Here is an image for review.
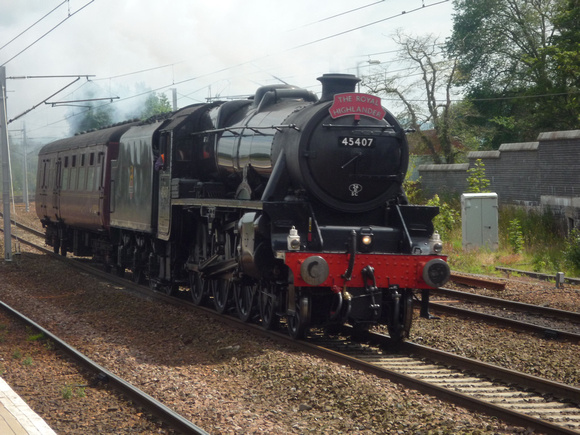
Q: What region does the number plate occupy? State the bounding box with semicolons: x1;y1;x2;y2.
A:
339;137;375;147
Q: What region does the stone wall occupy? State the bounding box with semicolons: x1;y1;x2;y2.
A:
417;130;580;231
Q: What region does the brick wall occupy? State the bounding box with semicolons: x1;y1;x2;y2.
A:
418;163;469;198
537;131;580;198
417;130;580;230
418;131;580;203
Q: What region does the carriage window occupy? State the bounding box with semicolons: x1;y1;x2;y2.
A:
79;168;87;190
62;168;70;190
48;165;53;190
87;167;96;191
64;156;69;168
79;157;87;190
72;155;77;167
90;153;95;165
70;168;77;190
42;160;49;189
93;152;103;190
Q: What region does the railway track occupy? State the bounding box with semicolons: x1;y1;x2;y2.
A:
427;288;580;341
434;286;580;323
38;265;580;431
305;331;580;434
8;213;580;339
4;215;580;433
497;266;580;286
0;301;210;435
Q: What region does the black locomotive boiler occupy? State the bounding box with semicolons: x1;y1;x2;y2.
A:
36;73;450;342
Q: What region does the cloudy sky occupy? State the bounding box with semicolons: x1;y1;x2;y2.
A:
1;0;454;145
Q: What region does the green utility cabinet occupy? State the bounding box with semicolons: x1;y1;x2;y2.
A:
461;193;499;251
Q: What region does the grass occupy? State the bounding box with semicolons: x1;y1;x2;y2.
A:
26;327;45;342
0;324;6;344
441;206;577;278
61;383;86;400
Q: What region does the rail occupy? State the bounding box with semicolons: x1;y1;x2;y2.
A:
0;301;210;435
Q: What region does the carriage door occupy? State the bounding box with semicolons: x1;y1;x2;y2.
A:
53;158;62;219
36;158;50;217
157;131;172;240
97;152;106;224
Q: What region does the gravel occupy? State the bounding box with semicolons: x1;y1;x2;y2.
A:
410;277;580;388
2;203;577;433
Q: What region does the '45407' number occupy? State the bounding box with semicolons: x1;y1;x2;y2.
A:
340;137;375;147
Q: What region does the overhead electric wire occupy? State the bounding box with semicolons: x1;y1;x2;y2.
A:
290;0;450;50
291;0;386;30
362;42;447;58
1;0;96;67
24;0;454;134
0;0;68;52
97;63;181;81
67;0;450;88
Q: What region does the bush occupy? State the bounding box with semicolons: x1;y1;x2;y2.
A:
507;219;524;253
466;159;490;193
426;194;459;241
499;206;560;248
564;229;580;274
403;157;425;204
403;178;424;204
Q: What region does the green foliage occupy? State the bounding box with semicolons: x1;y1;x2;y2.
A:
490;116;516;131
22;356;33;366
12;348;22;359
447;0;579;148
61;384;86;400
61;385;73;400
26;326;44;342
426;194;459;240
26;332;45;342
446;204;571;276
448;101;494;151
466;159;490;193
564;229;580;274
140;92;172;120
507;219;524;253
74;104;114;134
499;206;560;248
403;157;425;204
69;86;172;135
403;178;424;205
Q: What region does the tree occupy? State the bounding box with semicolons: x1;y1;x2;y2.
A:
541;0;580;122
67;89;115;135
466;159;490;193
68;88;173;135
447;0;577;147
74;104;114;134
364;31;459;164
140;92;172;120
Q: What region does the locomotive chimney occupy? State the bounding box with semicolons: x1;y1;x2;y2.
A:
317;73;360;102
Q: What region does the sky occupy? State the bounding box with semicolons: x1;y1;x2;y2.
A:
1;0;455;148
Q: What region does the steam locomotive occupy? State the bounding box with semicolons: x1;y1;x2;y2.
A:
36;73;450;342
